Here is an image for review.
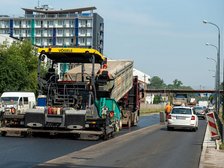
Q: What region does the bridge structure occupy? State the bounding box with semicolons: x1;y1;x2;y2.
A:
145;89;224;94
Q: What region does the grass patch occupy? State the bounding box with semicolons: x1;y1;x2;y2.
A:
140;107;164;114
219;143;224;150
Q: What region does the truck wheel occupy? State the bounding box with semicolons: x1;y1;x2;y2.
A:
1;131;6;136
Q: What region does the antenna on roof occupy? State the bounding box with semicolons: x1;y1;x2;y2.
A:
38;0;40;7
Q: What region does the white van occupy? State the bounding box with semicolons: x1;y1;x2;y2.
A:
0;92;36;126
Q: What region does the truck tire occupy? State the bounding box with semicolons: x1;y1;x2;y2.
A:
1;131;6;136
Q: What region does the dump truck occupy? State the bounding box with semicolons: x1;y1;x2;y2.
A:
0;47;141;140
172;93;189;106
65;60;141;128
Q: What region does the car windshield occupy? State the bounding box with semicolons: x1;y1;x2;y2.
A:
194;107;204;112
175;94;187;99
172;108;192;115
1;97;19;105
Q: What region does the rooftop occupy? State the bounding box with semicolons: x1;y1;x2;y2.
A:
22;6;96;14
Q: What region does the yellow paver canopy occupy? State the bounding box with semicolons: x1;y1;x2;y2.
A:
38;47;106;64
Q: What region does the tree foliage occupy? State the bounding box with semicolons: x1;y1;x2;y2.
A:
149;76;193;90
148;76;166;89
0;40;38;93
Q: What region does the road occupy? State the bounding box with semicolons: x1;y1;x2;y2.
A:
0;114;159;168
36;119;207;168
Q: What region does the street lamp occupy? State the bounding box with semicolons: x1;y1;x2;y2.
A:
207;57;218;111
203;20;221;114
206;43;218;50
206;57;216;63
206;43;219;112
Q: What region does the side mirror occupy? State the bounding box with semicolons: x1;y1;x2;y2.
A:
39;54;46;61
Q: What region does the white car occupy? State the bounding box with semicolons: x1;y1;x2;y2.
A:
167;106;198;131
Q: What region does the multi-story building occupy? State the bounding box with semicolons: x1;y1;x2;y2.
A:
0;5;104;53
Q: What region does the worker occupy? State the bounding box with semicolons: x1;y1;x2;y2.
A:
97;64;108;75
97;63;112;79
165;102;172;120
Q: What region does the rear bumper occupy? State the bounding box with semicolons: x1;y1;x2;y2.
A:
167;124;196;129
167;120;197;129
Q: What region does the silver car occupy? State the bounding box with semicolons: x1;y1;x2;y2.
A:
193;106;206;119
167;106;198;131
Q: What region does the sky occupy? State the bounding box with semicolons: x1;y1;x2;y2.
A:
0;0;223;89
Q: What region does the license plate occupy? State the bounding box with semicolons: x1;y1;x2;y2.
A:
176;116;186;120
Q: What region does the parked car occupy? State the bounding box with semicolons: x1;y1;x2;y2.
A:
167;106;198;131
193;106;206;119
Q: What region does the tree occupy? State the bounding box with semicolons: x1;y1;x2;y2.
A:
0;40;38;93
172;79;183;88
148;76;166;89
153;95;161;104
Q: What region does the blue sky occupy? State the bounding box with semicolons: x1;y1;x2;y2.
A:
1;0;223;89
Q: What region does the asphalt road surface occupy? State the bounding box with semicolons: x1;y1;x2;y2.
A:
36;120;207;168
0;114;159;168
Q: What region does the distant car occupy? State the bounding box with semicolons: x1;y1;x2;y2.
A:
208;106;214;112
193;106;206;119
167;106;198;131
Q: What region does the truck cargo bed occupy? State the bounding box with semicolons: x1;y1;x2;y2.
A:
66;60;133;101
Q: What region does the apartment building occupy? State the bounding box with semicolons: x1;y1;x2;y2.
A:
0;5;104;53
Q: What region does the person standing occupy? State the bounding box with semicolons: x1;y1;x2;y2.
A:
165;102;172;120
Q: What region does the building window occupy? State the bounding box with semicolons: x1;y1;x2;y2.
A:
14;30;20;35
57;29;63;36
58;20;63;26
69;20;74;27
35;20;41;26
36;38;41;44
14;20;20;27
36;29;41;36
57;38;63;45
26;21;31;27
49;21;53;26
87;19;92;27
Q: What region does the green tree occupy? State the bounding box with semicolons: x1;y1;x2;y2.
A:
0;40;38;93
148;76;166;89
153;95;161;104
173;79;183;88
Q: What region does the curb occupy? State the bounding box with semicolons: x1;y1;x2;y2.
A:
199;123;216;168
